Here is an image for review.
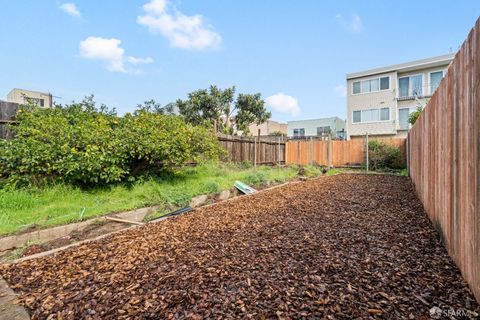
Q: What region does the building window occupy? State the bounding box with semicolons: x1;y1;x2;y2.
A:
352;107;390;123
316;126;330;136
353;111;361;123
23;97;45;107
353;82;361;94
380;77;390;90
293;128;305;138
352;76;390;94
430;71;444;94
398;108;411;130
398;74;423;98
380;107;389;121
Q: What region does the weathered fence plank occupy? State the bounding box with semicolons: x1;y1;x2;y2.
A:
0;101;19;139
408;18;480;302
217;134;285;165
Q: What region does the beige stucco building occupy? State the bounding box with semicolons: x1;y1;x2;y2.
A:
7;88;52;108
346;54;454;140
249;120;287;136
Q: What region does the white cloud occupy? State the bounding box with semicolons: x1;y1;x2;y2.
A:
335;13;363;33
127;56;155;65
265;93;300;117
137;0;222;50
79;36;153;73
334;84;347;97
59;3;81;17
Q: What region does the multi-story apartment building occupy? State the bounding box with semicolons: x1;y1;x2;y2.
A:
7;88;53;108
287;117;346;140
346;53;454;140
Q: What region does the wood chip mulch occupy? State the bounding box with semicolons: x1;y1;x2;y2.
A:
1;174;479;319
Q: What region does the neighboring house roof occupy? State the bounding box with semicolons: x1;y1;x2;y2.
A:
346;53;455;80
287;116;344;125
8;88;52;96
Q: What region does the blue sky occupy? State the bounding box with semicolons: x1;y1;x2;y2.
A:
0;1;478;122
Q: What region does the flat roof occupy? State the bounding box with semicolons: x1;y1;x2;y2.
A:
346;53;455;80
287;116;344;124
8;88;51;95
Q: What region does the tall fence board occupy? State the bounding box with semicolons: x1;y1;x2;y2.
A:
286;138;405;166
218;134;285;165
0;101;19;139
407;19;480;301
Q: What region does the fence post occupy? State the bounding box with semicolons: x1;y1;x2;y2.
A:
277;136;281;166
309;137;313;165
327;133;331;168
253;137;257;170
366;132;369;172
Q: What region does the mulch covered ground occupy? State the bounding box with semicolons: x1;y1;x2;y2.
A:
1;174;479;319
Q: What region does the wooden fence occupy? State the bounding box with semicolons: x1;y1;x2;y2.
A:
286;138;405;166
0;101;19;139
407;19;480;301
218;134;285;165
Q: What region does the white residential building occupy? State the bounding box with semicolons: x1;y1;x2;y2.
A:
346;54;454;140
287;117;346;140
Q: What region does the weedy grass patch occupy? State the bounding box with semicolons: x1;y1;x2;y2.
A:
0;163;300;235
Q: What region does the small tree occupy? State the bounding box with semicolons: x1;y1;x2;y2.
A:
409;106;423;125
234;93;271;135
176;85;271;135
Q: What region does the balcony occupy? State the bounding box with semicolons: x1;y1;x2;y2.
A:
396;83;441;101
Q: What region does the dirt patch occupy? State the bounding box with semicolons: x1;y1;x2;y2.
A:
1;174;478;319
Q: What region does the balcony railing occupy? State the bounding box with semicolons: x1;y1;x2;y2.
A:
396;83;441;100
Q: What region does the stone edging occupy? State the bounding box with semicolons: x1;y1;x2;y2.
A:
0;206;160;252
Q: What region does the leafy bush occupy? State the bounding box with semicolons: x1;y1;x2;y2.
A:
0;98;222;187
243;171;268;186
409;106;423;125
368;140;405;171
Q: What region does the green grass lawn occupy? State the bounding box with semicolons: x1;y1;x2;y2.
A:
0;163;304;236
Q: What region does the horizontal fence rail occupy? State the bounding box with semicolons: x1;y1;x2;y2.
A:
286;138;405;167
408;19;480;301
217;134;285;165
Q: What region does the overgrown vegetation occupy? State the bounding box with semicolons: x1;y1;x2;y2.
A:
0;97;222;188
368;140;405;171
0;163;302;235
409;106;423;125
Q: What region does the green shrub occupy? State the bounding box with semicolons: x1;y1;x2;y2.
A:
409;106;423;125
368;140;405;171
243;171;268;186
202;179;220;194
303;165;323;178
0;98;222;187
238;160;253;169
